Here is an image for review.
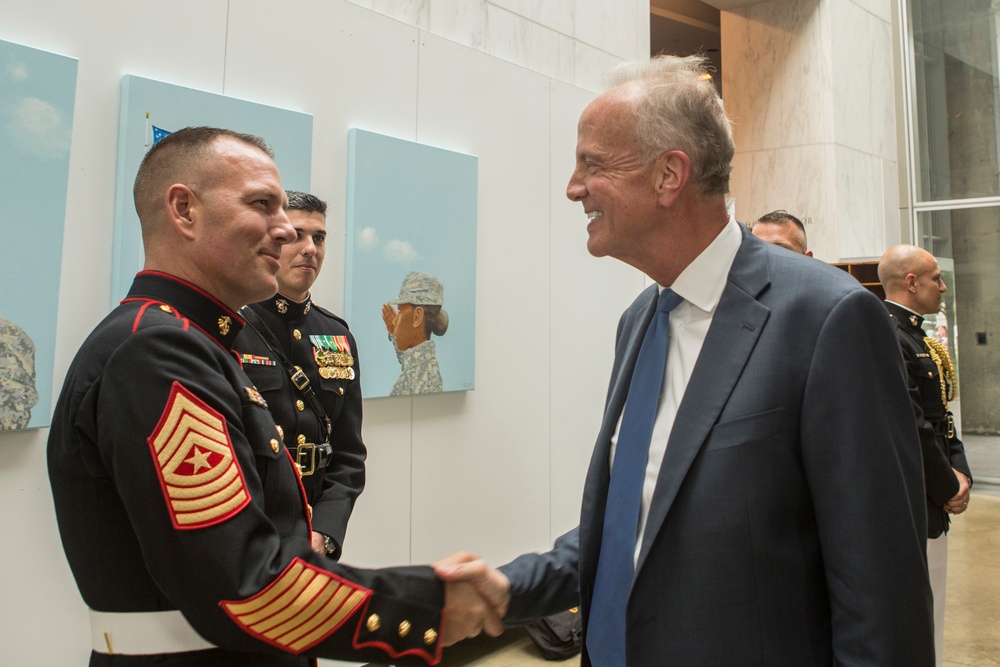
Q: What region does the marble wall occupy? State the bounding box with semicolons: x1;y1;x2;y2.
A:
343;0;650;91
722;0;898;261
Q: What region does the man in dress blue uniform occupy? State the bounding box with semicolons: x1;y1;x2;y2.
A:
47;127;497;665
879;244;973;666
235;191;365;561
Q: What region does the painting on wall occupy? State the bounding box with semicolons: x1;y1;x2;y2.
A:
0;39;78;431
345;129;477;398
112;75;313;305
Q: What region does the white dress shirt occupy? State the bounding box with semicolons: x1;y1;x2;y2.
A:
608;216;743;561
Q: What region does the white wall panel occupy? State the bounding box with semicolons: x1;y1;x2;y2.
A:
547;81;645;541
408;34;553;566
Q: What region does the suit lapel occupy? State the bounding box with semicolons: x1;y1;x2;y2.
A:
635;232;771;575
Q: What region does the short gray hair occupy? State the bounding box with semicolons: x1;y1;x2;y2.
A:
605;55;734;197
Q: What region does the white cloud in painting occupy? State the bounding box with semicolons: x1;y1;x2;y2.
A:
7;96;71;159
383;239;419;264
5;60;29;83
357;226;379;251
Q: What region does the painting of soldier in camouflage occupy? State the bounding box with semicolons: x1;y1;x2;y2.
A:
345;129;476;398
380;272;448;395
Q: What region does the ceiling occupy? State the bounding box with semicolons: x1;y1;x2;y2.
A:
650;0;722;92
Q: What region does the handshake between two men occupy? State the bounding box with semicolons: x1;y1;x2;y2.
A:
436;553;513;645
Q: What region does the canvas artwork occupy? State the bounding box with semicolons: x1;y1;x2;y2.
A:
0;39;78;430
345;129;477;398
112;75;313;304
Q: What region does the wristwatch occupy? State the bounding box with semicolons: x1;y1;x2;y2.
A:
322;534;336;556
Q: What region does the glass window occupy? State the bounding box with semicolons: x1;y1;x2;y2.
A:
916;207;1000;432
909;0;1000;202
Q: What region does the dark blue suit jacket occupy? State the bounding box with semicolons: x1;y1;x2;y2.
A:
500;228;933;666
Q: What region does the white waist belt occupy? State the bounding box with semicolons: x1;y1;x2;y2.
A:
89;609;217;655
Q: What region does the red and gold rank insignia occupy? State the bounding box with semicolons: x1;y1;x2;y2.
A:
221;557;370;653
147;381;250;530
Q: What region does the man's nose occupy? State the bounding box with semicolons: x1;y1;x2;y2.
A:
273;209;294;245
566;169;586;202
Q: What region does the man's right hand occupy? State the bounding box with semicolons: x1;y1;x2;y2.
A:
435;552;511;645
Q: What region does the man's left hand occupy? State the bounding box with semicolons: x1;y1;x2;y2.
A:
944;470;971;515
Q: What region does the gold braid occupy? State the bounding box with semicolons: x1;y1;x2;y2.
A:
923;337;957;407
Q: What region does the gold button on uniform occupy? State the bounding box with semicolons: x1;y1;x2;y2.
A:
424;629;438;645
339;387;345;395
159;304;173;313
297;434;306;445
296;400;305;411
398;621;411;638
366;614;381;633
270;439;280;453
293;329;302;340
275;425;284;439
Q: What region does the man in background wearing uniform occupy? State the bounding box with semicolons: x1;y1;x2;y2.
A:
47;126;497;665
879;244;973;666
235;190;364;561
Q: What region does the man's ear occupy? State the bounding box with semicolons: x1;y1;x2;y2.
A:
412;306;425;328
905;272;919;293
655;150;692;207
165;184;198;240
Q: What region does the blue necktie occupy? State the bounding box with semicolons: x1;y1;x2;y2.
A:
587;288;683;667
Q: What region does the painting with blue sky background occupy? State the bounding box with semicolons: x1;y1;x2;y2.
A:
0;39;77;430
345;129;477;398
112;75;312;305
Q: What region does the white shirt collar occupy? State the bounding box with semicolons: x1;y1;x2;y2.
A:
885;300;923;317
658;215;742;314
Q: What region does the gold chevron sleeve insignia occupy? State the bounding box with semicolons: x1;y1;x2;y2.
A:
220;557;371;653
147;381;251;530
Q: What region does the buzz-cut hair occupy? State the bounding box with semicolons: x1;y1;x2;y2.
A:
754;209;806;235
132;126;273;223
285;190;328;216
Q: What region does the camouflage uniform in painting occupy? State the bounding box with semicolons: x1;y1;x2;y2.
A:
0;316;39;429
390;340;443;396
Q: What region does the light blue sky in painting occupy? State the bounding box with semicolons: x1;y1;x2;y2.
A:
112;75;313;305
345;129;477;398
0;39;77;430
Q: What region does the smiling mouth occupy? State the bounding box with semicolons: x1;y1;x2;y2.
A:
588;211;604;221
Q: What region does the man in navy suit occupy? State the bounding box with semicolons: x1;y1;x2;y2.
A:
440;55;934;665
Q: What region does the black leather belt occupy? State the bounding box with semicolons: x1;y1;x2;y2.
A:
294;442;333;476
930;414;955;439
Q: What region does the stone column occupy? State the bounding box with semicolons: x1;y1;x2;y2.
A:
721;0;898;261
